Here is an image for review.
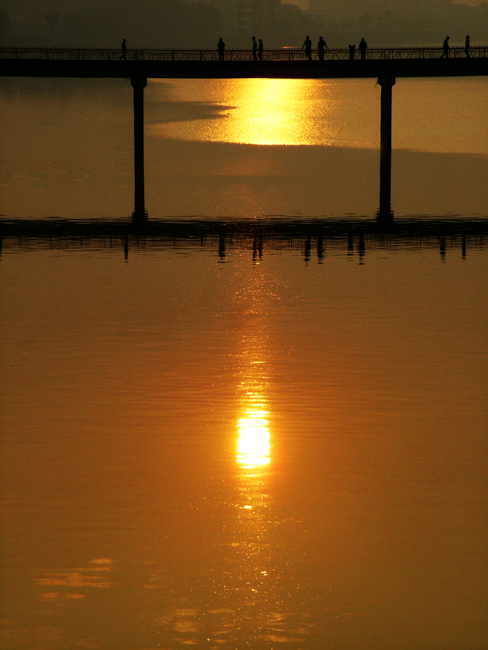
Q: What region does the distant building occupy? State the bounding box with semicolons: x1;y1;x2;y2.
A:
3;0;65;21
1;0;66;43
282;0;309;9
209;0;279;35
309;0;451;20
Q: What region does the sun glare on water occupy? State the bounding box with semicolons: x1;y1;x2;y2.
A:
237;405;270;468
150;78;339;146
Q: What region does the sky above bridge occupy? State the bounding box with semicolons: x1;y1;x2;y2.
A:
1;0;486;49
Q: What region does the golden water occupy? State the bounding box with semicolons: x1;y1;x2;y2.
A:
0;77;487;649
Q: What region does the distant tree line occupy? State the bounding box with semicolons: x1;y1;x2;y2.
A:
0;0;487;49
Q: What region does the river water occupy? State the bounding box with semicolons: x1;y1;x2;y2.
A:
0;77;487;650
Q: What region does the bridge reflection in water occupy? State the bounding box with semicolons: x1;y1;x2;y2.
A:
1;217;486;263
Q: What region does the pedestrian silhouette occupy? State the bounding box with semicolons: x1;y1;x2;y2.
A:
252;36;257;60
359;38;367;60
465;35;470;58
440;36;450;58
349;44;355;60
258;38;263;61
119;38;127;60
302;35;312;60
318;36;328;61
218;37;225;61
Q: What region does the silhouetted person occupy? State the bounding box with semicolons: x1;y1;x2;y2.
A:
302;35;312;60
119;38;127;60
218;37;225;61
318;36;328;61
252;36;257;60
465;35;471;58
349;44;355;60
258;38;263;61
440;36;450;58
359;38;367;60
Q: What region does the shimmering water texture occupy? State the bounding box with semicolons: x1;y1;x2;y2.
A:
0;75;487;650
1;232;487;649
147;77;488;151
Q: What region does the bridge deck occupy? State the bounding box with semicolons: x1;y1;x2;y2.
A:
1;47;487;79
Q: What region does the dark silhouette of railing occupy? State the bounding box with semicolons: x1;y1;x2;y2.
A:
1;46;487;63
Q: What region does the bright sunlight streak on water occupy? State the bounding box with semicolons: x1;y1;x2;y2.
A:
234;264;273;469
149;78;342;146
146;77;488;154
237;405;270;468
211;79;336;146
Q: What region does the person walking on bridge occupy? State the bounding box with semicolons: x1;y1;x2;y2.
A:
252;36;258;60
302;35;312;60
359;37;367;60
218;37;225;61
119;38;127;60
318;36;328;61
465;35;471;58
440;36;450;58
258;39;264;61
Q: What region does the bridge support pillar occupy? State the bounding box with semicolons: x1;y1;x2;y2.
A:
377;74;395;225
131;76;148;221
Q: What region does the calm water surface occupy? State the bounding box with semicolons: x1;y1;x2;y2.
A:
0;76;488;649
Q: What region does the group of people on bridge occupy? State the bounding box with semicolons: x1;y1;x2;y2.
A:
118;34;476;62
215;34;473;61
216;35;369;61
440;35;471;58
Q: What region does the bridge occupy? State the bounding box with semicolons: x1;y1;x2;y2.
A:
2;46;487;222
2;45;488;77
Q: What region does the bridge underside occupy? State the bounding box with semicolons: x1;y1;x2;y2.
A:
2;58;488;79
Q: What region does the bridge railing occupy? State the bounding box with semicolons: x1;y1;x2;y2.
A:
1;46;487;62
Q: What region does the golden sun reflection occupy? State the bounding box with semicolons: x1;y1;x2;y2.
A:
233;267;274;471
237;405;270;468
150;78;339;146
219;78;320;146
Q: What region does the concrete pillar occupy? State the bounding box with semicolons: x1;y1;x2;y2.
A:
131;76;147;221
378;74;395;223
